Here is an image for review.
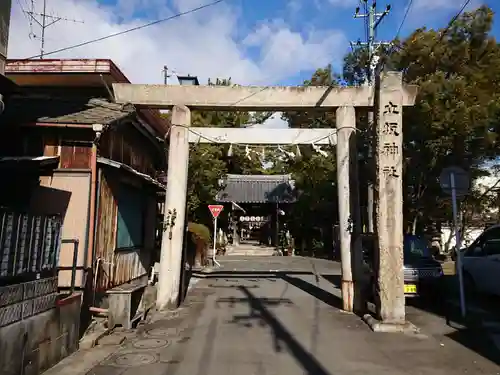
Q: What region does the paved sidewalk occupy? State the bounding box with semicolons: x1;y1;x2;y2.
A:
46;257;500;375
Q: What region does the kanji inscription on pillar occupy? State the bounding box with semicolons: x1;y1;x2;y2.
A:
374;71;406;324
379;99;402;181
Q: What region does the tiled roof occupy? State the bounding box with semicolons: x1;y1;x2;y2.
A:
216;174;296;204
1;96;134;125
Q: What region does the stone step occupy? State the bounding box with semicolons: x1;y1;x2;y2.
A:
226;246;276;256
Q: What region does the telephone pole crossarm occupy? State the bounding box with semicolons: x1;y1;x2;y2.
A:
352;0;391;76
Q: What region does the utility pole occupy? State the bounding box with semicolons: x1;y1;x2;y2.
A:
163;65;170;85
24;0;83;58
352;0;391;233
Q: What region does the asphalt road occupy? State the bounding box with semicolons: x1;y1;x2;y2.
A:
55;256;500;375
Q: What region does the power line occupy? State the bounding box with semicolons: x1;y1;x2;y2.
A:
390;0;472;56
24;0;227;60
15;0;32;28
394;0;414;41
435;0;472;44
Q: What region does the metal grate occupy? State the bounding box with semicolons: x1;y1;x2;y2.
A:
404;268;440;280
0;209;62;281
417;268;441;278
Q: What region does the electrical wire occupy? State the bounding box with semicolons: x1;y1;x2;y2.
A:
15;0;33;33
439;0;473;43
390;0;472;56
23;0;227;59
394;0;414;42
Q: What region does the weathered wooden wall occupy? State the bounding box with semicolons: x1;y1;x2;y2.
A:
4;120;160;175
3;121;161;292
94;172;153;291
94;171;117;291
99;124;157;176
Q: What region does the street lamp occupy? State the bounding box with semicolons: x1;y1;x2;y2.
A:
177;75;199;86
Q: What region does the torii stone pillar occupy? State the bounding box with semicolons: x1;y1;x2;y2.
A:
372;71;407;327
336;106;363;313
157;105;191;310
111;78;417;317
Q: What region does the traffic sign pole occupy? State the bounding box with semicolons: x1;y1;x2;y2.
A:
212;216;220;267
451;172;466;318
208;205;223;267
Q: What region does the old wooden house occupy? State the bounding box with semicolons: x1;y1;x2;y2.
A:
0;59;168;310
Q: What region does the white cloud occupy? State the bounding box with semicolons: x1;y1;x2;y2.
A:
287;0;302;14
9;0;347;129
413;0;483;11
327;0;358;8
244;20;346;80
8;0;346;89
290;0;357;12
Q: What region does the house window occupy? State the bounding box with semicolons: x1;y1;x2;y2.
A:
115;184;144;249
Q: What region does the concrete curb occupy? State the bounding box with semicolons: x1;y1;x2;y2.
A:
191;264;224;278
362;313;420;334
79;328;112;349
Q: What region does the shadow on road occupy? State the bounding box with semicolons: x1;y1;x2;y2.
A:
197;268;500;367
194;269;343;311
281;274;343;310
405;275;500;366
217;284;333;375
320;274;342;288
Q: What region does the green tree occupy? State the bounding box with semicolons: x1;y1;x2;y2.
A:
279;65;341;256
162;78;272;226
343;5;500;234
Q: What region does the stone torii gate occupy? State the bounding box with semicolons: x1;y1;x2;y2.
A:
112;72;418;329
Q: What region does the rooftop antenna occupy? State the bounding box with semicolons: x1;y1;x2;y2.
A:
24;0;84;58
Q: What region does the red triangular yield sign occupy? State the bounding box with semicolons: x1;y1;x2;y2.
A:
208;204;224;218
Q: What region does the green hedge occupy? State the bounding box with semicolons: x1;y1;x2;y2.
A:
188;222;211;247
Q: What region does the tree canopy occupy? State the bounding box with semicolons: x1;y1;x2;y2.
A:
161;78;271;224
162;5;500;252
338;5;500;234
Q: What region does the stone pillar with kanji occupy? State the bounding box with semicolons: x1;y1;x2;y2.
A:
374;71;405;324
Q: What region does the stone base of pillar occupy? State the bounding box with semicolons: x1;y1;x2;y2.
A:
155;299;179;311
362;313;419;334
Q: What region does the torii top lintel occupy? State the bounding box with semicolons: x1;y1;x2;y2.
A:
112;78;418;111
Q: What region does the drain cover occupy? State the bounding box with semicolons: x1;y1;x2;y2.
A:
112;353;157;366
133;338;170;349
147;328;180;337
166;311;180;319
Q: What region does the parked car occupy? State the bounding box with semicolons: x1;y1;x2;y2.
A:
362;234;444;299
461;224;500;297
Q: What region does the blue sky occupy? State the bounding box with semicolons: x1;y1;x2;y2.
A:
7;0;500;129
9;0;500;87
236;0;500;84
85;0;500;85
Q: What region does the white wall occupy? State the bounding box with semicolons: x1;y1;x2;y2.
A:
441;226;484;251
